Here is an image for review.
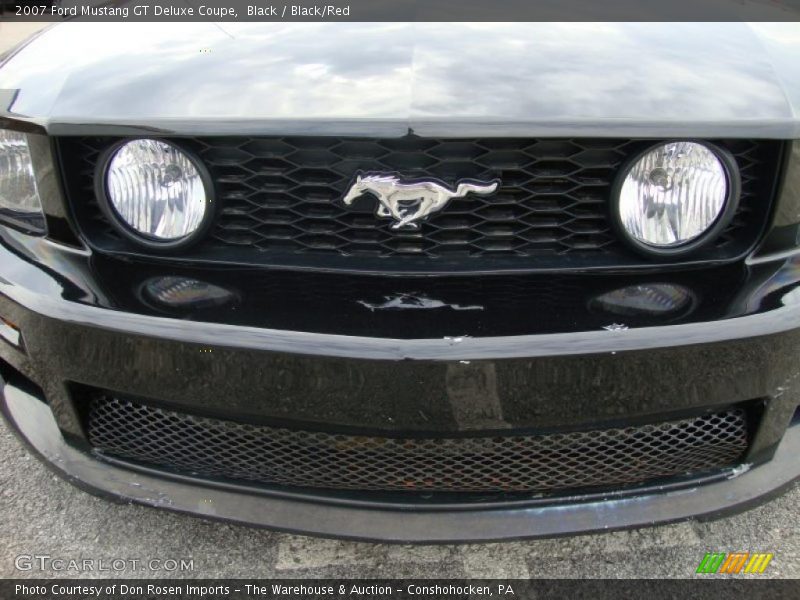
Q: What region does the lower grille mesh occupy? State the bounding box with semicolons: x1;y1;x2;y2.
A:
87;397;749;494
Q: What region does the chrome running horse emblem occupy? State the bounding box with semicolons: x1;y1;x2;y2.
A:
341;173;499;230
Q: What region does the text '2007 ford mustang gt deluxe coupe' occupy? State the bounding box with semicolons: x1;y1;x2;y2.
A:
1;22;800;542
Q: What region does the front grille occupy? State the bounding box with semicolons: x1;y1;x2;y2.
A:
59;137;781;273
87;396;749;495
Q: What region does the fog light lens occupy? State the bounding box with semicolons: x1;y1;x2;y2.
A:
617;142;731;249
104;139;210;244
142;277;234;309
592;284;692;316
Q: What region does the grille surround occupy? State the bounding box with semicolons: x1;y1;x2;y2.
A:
58;136;782;273
87;396;750;496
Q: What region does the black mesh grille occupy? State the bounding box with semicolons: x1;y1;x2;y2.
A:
58;137;781;272
87;396;749;494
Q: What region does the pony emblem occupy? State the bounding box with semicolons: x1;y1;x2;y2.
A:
341;173;499;230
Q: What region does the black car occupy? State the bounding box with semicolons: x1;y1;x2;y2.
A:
0;22;799;542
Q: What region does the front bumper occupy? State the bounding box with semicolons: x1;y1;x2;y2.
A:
3;376;799;543
2;229;800;541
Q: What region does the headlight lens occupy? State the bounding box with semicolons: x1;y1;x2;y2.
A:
0;130;43;222
105;139;209;243
617;142;730;249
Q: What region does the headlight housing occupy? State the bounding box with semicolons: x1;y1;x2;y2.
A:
99;139;213;249
613;141;739;257
0;129;45;233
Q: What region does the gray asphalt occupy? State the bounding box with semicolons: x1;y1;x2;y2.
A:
1;417;798;579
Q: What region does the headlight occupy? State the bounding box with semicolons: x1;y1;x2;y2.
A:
101;139;213;248
614;141;738;255
0;129;45;233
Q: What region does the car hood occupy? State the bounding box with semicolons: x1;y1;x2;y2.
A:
1;22;800;137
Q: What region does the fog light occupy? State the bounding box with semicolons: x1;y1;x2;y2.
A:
101;139;213;249
141;277;234;310
615;141;738;255
591;284;693;317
